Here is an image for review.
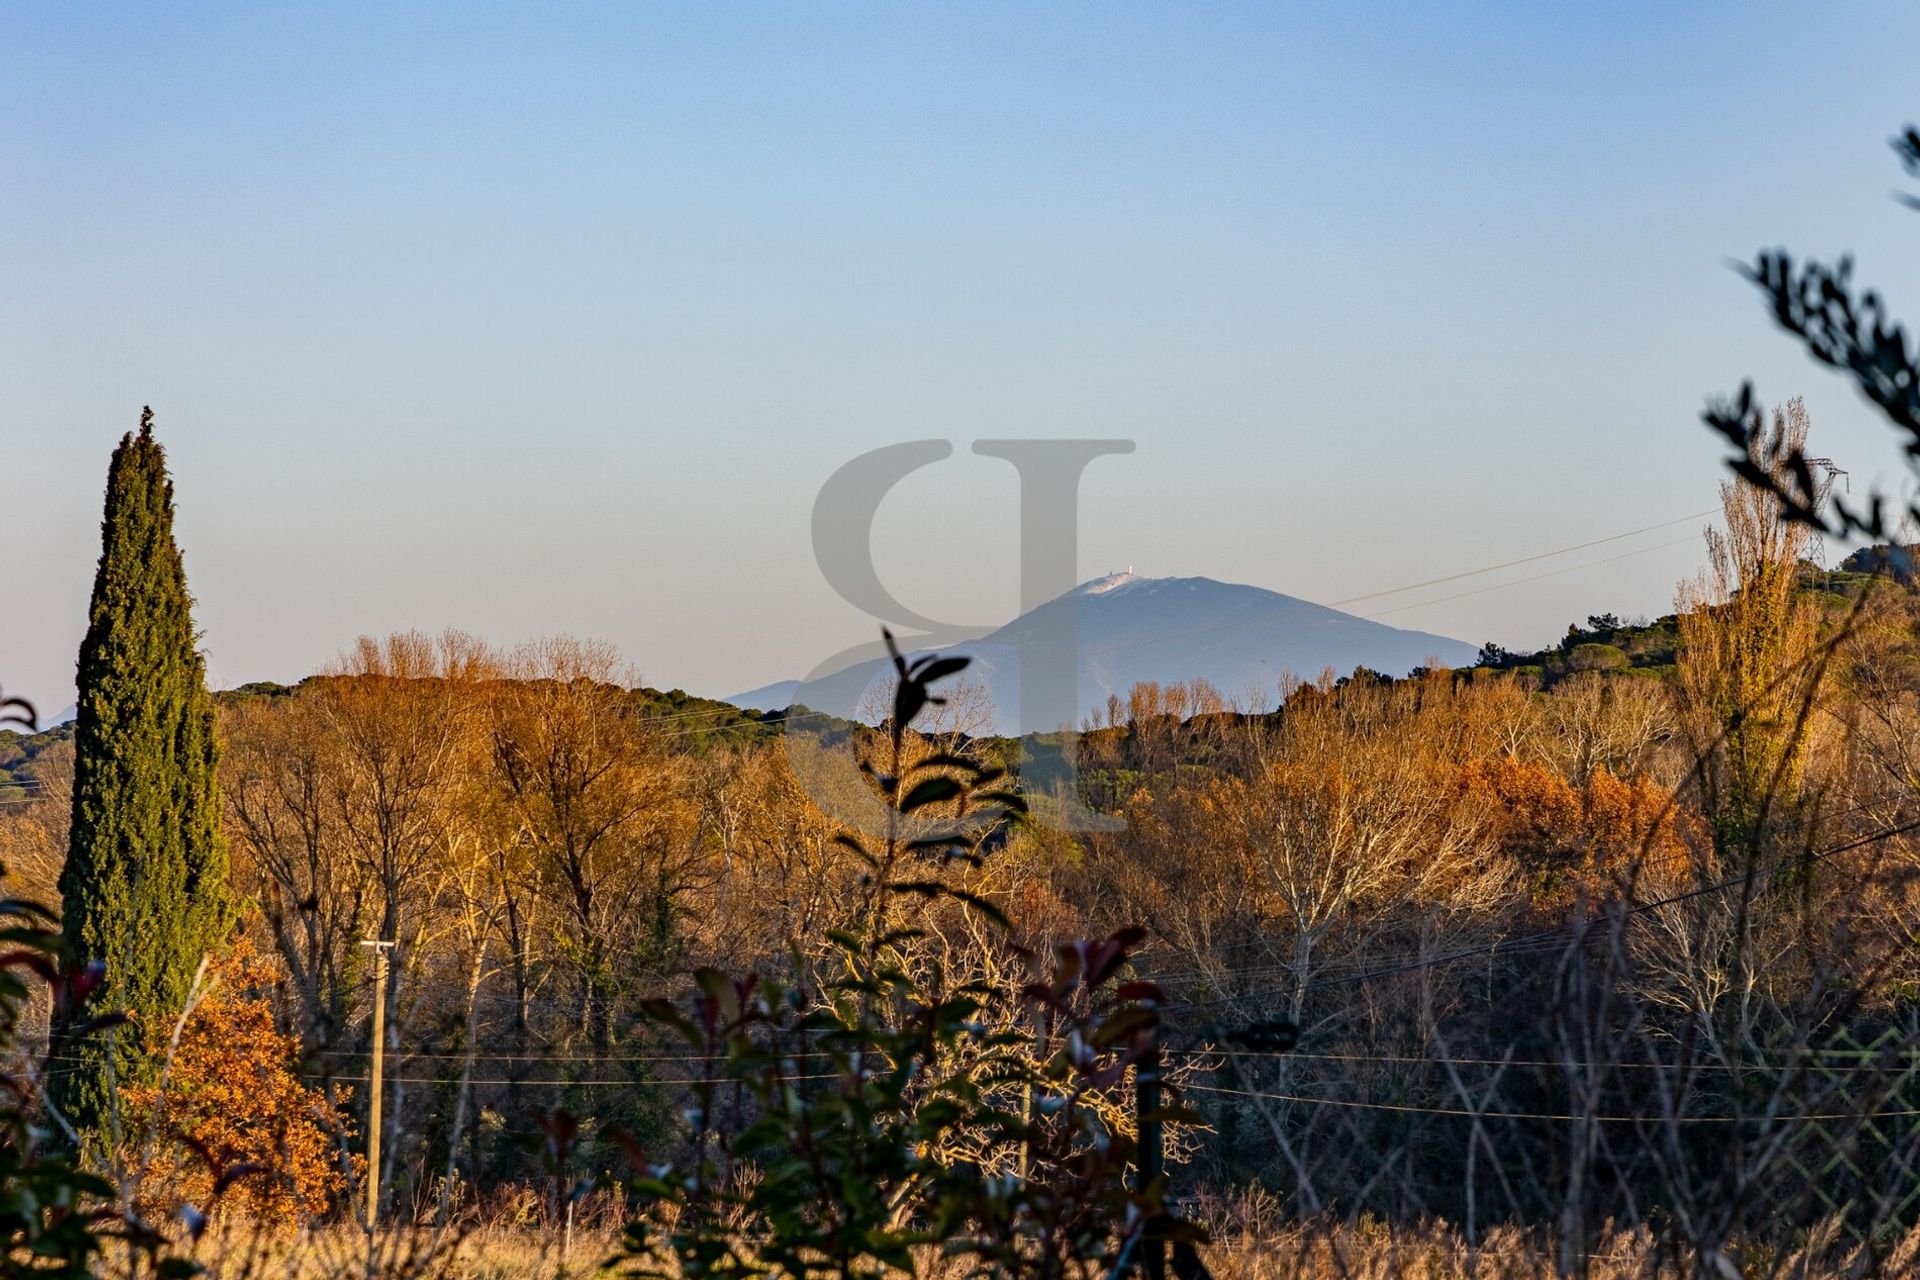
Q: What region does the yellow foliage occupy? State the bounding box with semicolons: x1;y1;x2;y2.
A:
124;936;355;1223
1456;756;1700;898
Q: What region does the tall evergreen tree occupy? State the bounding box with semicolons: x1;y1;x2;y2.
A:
56;408;232;1134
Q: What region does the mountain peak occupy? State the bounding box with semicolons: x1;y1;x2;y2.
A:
1075;569;1143;596
728;572;1476;732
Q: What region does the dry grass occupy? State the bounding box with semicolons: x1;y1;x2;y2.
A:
1193;1219;1920;1280
163;1219;621;1280
146;1212;1920;1280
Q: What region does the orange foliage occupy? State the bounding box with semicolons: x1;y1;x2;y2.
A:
124;937;354;1222
1457;757;1700;898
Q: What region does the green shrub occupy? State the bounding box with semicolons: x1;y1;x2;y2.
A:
1566;643;1629;672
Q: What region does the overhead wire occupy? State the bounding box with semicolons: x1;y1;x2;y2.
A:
1359;536;1704;619
1166;1046;1920;1076
1180;1081;1920;1125
1329;511;1718;607
0;507;1733;770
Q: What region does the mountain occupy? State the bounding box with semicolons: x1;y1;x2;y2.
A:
729;678;803;711
727;572;1477;735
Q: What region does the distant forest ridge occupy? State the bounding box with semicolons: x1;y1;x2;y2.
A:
6;542;1916;802
0;679;782;801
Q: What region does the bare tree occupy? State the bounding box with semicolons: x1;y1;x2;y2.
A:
487;636;700;1055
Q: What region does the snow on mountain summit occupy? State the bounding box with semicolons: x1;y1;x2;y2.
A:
1075;570;1143;596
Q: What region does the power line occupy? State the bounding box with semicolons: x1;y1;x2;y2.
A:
1169;1047;1920;1076
303;1047;835;1064
714;514;1722;727
1093;516;1720;668
1181;1081;1920;1125
1359;535;1703;619
1329;511;1718;607
0;512;1732;759
328;1072;836;1088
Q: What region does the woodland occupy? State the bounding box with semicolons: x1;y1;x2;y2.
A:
2;113;1918;1280
12;400;1920;1278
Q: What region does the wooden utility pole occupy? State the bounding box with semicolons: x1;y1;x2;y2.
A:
361;939;395;1234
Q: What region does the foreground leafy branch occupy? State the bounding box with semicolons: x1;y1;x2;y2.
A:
607;637;1205;1280
1705;124;1920;539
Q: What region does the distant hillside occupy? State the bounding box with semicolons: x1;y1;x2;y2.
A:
1471;613;1680;687
730;572;1477;734
222;678;786;751
1472;548;1919;688
1;680;780;805
0;722;71;803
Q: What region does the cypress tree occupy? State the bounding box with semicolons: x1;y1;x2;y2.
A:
56;408;232;1134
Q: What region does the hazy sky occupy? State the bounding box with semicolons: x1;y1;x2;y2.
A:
5;4;1918;713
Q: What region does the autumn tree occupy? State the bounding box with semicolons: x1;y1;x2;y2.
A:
1675;398;1827;857
1126;678;1503;1028
223;691;364;1051
685;744;848;975
487;638;702;1057
1456;755;1699;903
322;633;495;1210
58;410;233;1134
1537;672;1675;784
123;937;354;1223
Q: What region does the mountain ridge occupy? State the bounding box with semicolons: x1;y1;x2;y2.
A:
728;572;1476;734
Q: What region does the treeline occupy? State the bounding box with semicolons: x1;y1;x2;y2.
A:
9;554;1920;1243
10;407;1920;1270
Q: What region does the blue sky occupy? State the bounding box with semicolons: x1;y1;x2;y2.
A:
4;4;1918;710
